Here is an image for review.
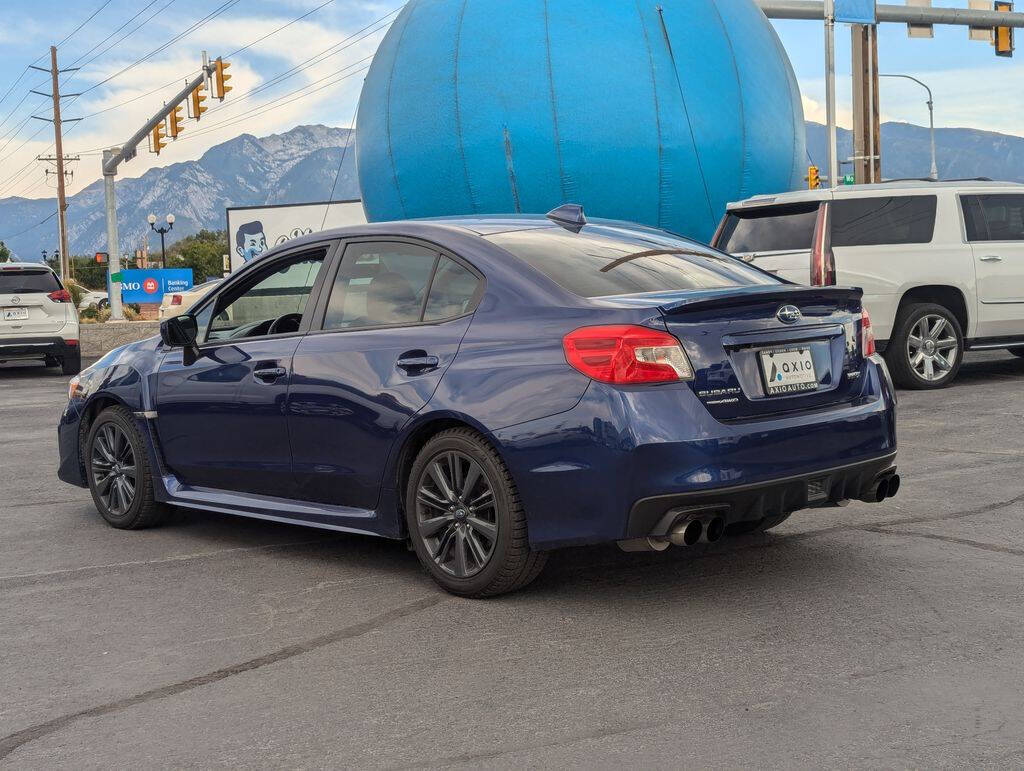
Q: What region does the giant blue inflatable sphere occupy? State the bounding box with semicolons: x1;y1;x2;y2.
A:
355;0;805;242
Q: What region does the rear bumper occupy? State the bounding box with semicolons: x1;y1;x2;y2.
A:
626;453;896;538
492;357;897;550
0;335;79;359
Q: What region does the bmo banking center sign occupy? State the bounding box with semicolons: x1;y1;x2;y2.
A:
117;269;194;304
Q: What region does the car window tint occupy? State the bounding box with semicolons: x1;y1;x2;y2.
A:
0;269;61;293
424;256;479;321
831;196;936;247
719;202;820;253
486;227;777;299
207;253;324;341
961;194;1024;241
324;242;438;329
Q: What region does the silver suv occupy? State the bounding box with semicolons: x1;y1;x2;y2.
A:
0;263;81;375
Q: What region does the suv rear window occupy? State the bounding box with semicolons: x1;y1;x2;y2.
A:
718;202;820;254
0;268;61;293
486;227;778;298
831;195;937;246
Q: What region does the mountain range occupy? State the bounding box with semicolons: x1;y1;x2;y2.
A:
4;119;1024;260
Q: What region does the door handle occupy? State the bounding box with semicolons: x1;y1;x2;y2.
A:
397;353;440;374
253;366;287;383
980;254;1003;262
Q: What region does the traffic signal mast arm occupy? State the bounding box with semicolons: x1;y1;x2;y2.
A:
102;62;215;175
756;0;1024;29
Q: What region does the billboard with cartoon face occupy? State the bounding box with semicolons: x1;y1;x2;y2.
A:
225;200;367;272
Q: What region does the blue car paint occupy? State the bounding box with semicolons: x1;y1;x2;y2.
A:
59;217;897;551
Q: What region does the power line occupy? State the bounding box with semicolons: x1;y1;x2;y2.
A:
4;210;56;239
57;0;116;49
67;0;172;68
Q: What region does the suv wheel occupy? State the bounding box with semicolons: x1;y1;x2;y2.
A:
61;350;81;376
405;428;547;598
85;406;170;529
885;303;963;389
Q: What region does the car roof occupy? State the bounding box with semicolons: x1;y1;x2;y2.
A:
0;261;56;271
728;179;1024;210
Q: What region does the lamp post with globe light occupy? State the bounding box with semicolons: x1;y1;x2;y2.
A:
147;213;175;269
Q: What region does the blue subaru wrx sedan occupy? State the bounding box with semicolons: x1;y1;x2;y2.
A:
58;207;898;597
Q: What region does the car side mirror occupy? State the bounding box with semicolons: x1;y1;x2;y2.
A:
160;315;200;365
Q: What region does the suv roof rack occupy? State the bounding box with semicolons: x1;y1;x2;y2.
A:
879;177;995;183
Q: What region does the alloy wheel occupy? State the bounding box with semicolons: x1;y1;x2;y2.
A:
906;313;959;382
415;450;497;578
91;423;137;517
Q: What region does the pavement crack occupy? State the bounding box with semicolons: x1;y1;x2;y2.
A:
0;594;446;762
863;526;1024;559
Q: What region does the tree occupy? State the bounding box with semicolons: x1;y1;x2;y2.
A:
165;229;228;282
0;241;11;263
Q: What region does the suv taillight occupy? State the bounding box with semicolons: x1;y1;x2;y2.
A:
810;203;835;286
48;289;72;303
861;308;876;357
170;294;182;305
563;325;694;384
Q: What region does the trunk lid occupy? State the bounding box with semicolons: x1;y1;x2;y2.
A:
602;285;868;421
0;268;68;337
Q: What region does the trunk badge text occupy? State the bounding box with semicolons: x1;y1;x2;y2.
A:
776;305;801;324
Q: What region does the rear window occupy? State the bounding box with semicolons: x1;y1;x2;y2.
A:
718;202;820;253
0;268;61;293
831;195;937;246
486;227;778;299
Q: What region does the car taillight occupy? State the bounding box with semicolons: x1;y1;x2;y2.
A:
48;289;72;303
170;294;182;305
563;325;694;384
810;203;836;286
861;308;876;357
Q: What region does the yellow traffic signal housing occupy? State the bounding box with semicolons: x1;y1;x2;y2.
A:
214;58;232;100
169;104;185;138
190;82;208;120
995;1;1014;57
807;165;821;190
151;122;166;155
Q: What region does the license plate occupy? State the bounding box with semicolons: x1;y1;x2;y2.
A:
3;307;28;321
759;347;817;395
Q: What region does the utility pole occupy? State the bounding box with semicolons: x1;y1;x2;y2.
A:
823;0;839;188
30;47;80;282
851;24;881;183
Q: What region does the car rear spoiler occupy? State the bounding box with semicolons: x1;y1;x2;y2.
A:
657;285;863;315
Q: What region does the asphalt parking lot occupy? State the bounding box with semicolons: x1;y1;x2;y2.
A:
2;353;1024;768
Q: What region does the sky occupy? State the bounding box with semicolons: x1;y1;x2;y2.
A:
0;0;1019;202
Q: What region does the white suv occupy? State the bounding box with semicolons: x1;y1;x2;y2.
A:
713;180;1024;389
0;263;81;375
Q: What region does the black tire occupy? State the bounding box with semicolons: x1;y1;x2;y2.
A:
44;355;59;368
884;302;964;390
405;428;547;598
1009;347;1024;359
61;350;82;376
757;511;793;532
85;405;170;529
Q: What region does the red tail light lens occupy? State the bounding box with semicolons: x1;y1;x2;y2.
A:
810;203;836;286
563;325;694;384
170;294;182;305
48;289;72;303
861;308;876;357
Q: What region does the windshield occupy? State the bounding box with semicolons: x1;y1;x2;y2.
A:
0;269;61;294
486;226;778;299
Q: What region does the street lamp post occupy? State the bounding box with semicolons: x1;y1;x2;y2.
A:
147;213;175;269
880;73;939;181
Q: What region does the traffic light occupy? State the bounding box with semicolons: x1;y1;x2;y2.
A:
169;104;185;138
94;252;108;264
190;82;208;120
151;122;166;155
995;1;1014;57
214;58;232;100
808;165;821;190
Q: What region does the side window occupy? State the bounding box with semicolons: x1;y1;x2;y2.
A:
831;196;937;247
206;252;324;341
424;256;480;321
324;242;438;330
961;194;1024;242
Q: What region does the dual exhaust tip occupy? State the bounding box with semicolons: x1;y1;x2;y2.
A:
861;472;901;503
618;512;725;553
